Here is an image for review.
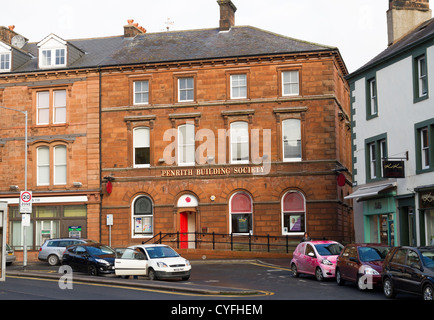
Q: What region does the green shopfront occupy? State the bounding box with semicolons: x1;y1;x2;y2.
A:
363;195;396;246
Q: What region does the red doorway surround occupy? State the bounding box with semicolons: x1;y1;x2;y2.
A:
180;212;188;249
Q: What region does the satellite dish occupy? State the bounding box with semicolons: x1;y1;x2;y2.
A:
11;35;26;49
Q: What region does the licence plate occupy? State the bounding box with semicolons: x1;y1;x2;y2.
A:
173;268;184;272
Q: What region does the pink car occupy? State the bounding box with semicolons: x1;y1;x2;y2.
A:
290;240;343;281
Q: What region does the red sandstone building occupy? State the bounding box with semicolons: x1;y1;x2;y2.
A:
1;1;353;258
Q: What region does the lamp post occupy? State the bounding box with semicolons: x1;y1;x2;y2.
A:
0;106;28;270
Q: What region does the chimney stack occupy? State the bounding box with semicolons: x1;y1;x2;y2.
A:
0;25;19;45
218;0;237;31
124;19;147;38
387;0;432;45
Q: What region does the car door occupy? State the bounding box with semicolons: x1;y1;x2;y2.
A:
115;248;148;276
340;246;358;282
303;244;317;275
402;249;423;294
387;248;407;291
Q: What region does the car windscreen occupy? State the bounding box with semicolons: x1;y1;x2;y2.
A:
86;245;115;256
145;246;180;259
421;250;434;268
358;246;390;262
314;243;343;256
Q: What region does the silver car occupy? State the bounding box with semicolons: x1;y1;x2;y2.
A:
38;238;96;266
6;244;16;266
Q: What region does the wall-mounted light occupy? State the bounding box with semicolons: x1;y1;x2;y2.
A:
73;182;82;188
9;185;19;191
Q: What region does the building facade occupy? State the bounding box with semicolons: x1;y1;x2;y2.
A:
0;1;353;257
346;0;434;246
99;1;353;247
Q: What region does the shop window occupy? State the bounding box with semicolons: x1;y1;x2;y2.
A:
133;127;150;167
132;196;153;238
230;192;252;234
282;119;301;161
281;191;306;235
230;121;249;164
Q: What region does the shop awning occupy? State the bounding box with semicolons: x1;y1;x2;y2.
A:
344;183;396;200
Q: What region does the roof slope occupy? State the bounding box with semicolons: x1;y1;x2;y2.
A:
347;18;434;79
12;26;336;73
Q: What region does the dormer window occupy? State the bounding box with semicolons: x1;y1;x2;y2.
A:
0;42;11;72
37;34;67;69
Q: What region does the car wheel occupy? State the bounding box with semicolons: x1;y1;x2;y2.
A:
383;277;396;298
315;267;324;281
47;254;59;266
336;268;345;286
88;265;98;276
423;283;433;300
148;268;158;281
291;263;299;278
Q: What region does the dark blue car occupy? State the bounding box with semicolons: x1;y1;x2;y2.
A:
62;243;115;276
382;246;434;300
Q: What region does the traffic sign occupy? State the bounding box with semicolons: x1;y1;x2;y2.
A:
19;191;32;214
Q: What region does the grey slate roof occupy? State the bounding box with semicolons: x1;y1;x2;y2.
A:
347;17;434;80
11;26;336;73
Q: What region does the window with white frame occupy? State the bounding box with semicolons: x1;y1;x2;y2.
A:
421;127;430;169
230;74;247;99
282;191;306;234
368;78;378;116
133;127;150;167
282;119;301;161
417;55;428;98
40;48;66;68
134;80;149;105
54;145;67;185
37;146;50;186
230;192;252;234
178;123;195;165
0;53;10;71
282;70;300;96
366;135;387;181
132;195;153;237
178;77;194;102
37;89;67;125
230;121;249;164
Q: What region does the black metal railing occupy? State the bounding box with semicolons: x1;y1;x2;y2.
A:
143;232;299;253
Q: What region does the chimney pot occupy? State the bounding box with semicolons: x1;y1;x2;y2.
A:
8;25;15;31
124;20;146;38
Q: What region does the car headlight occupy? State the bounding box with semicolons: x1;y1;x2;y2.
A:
362;267;379;275
321;259;333;265
95;258;110;265
185;260;190;266
157;262;168;268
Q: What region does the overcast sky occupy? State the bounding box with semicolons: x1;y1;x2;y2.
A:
1;0;390;73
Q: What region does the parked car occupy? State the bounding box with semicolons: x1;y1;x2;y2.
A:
115;244;191;281
336;243;390;290
290;240;343;281
62;243;116;276
382;246;434;300
5;244;16;266
38;238;97;266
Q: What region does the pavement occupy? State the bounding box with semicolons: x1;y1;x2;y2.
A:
5;258;292;297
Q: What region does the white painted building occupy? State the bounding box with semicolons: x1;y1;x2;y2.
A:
346;0;434;247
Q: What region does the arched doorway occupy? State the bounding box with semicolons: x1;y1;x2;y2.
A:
177;194;198;249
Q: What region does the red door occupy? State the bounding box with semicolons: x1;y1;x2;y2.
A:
180;212;188;249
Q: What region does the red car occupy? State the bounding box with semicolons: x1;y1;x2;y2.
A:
336;243;390;290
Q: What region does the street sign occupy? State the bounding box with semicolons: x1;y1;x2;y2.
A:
19;191;32;214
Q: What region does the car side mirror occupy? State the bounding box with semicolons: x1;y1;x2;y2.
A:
410;263;423;271
349;257;359;263
308;252;315;258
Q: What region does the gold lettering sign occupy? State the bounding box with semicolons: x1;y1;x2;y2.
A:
161;166;264;177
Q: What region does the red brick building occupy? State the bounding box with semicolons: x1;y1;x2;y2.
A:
0;1;353;258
